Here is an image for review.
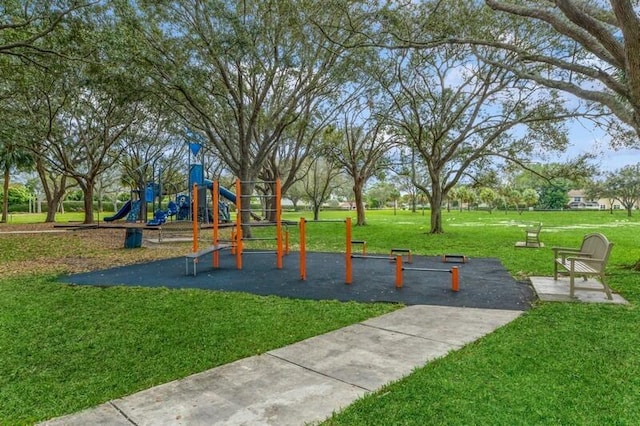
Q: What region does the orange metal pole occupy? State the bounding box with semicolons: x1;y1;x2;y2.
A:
299;218;306;280
395;255;403;288
276;179;283;269
213;180;219;268
345;217;352;284
452;266;460;292
231;228;236;255
285;229;289;255
192;183;199;253
235;179;243;270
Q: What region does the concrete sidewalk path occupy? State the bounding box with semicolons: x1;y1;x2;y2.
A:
40;305;523;426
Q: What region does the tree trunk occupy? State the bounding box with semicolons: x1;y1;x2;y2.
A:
38;165;67;223
313;203;320;221
45;192;65;222
265;181;277;222
82;184;95;224
430;207;443;234
353;180;366;226
2;166;10;223
429;182;444;234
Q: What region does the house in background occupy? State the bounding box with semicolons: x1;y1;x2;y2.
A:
567;189;623;210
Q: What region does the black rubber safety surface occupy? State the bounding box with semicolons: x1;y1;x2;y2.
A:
60;251;535;310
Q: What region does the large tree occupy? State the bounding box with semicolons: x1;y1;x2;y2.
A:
373;1;640;143
30;6;146;224
0;140;33;223
126;0;360;233
0;1;91;222
478;0;640;143
301;157;344;221
0;1;89;60
328;104;396;225
379;44;575;233
600;163;640;217
258;100;336;222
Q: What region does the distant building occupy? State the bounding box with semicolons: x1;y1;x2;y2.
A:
567;189;623;210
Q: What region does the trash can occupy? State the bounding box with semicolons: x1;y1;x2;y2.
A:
124;228;143;248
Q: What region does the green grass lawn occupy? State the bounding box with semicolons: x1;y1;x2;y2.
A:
2;209;640;424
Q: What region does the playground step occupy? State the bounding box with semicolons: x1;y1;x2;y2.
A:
391;248;412;264
185;244;231;276
442;254;468;263
350;240;366;255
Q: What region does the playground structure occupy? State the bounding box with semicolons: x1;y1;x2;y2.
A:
183;186;464;291
296;217;463;291
172;156;465;289
343;217;460;290
186;179;287;275
104;138;234;227
233;179;285;270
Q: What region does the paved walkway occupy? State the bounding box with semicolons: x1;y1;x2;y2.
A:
40;305;522;426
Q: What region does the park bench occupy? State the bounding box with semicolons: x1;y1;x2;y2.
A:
515;222;543;248
553;233;614;299
185;244;231;276
524;223;542;247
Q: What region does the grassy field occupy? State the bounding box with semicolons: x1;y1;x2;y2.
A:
1;209;639;424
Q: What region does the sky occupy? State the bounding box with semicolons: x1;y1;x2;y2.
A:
564;121;640;173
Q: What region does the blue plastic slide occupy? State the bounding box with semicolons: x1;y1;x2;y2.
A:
203;179;236;204
218;186;236;203
104;200;132;222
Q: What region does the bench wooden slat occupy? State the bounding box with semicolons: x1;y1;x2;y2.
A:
555;259;599;274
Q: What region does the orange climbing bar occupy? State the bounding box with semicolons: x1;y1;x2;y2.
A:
451;266;460;292
230;227;236;255
276;179;283;269
299;218;306;280
395;255;403;288
213;180;220;268
235;179;243;270
285;229;289;255
345;217;352;284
